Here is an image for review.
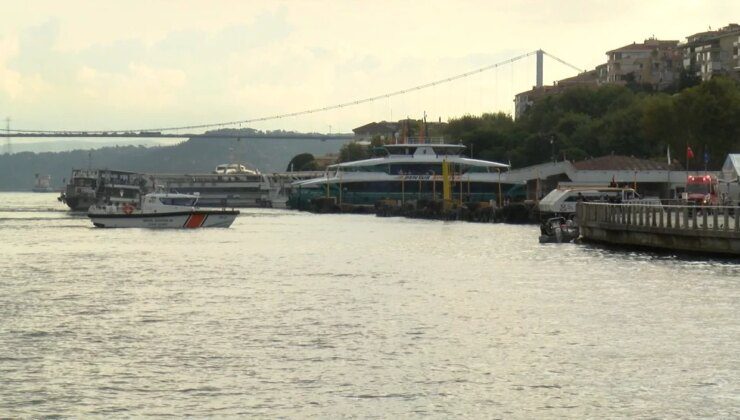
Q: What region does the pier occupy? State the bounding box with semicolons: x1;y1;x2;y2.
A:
577;202;740;256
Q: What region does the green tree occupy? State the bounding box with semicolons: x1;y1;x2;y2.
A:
286;153;318;171
338;142;370;163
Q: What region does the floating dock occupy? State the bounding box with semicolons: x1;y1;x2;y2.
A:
577;202;740;256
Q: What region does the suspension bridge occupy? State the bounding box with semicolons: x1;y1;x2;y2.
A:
3;50;582;151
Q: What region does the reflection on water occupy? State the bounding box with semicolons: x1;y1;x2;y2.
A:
1;193;738;417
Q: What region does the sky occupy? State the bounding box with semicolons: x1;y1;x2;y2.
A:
1;0;738;134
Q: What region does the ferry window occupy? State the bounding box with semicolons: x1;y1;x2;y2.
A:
160;198;196;206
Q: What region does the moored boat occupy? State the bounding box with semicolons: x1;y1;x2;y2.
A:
87;191;239;228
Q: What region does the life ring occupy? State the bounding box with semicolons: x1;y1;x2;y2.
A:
123;203;134;215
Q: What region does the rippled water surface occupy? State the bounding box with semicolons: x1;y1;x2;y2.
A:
1;192;739;417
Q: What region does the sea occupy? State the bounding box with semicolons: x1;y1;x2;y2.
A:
1;192;738;418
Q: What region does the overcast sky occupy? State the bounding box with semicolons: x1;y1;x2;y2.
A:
1;0;737;133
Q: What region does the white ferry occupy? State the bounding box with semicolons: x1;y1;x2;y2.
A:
289;139;515;207
87;191;239;228
152;163;274;207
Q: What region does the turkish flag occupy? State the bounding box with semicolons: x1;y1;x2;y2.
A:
687;146;694;159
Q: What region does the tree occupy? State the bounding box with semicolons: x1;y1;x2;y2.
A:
337;142;370;163
286;153;317;171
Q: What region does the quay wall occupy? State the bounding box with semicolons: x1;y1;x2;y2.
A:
577;202;740;256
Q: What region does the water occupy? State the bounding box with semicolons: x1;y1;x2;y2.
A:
1;192;738;417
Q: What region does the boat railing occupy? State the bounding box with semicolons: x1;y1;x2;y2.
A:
402;137;446;144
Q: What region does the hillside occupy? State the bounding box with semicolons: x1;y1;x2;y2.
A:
0;131;350;191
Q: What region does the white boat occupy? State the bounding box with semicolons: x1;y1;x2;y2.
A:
152;164;274;207
537;186;643;218
87;191;239;228
289;139;519;207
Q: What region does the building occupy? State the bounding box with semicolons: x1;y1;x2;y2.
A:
514;67;605;119
605;38;681;89
352;119;447;143
513;85;561;120
505;155;689;200
680;23;740;81
352;121;399;142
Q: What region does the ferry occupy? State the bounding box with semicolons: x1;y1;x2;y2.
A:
59;164;275;211
151;163;274;207
87;191;239;228
289;139;517;207
58;169;146;211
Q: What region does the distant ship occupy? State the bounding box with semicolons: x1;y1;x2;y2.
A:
32;174;54;192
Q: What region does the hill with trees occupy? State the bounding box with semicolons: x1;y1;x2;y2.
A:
446;77;740;169
0;130;349;190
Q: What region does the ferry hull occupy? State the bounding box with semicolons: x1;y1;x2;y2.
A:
88;211;238;228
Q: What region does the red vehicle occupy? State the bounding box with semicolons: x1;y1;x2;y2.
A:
685;174;719;206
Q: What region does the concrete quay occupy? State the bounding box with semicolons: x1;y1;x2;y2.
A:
577;202;740;256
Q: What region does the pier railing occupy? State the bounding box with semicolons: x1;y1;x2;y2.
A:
578;202;739;233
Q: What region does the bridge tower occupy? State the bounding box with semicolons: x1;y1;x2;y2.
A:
536;49;544;88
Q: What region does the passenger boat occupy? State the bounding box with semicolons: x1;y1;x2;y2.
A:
59;169;148;211
60;165;275;210
289;139;519;207
87;191;239;228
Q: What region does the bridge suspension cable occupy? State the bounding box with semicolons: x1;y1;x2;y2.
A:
541;50;584;74
13;50;584;135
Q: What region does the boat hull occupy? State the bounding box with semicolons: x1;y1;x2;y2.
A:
88;210;239;228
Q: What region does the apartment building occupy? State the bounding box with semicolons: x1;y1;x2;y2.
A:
680;23;740;81
605;38;681;89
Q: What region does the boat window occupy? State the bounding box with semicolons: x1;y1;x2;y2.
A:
389;163;443;175
159;198;197;206
432;147;463;156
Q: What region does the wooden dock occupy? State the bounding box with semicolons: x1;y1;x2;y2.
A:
577;202;740;256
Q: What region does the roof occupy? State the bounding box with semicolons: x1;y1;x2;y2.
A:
606;40;678;54
353;121;398;134
572;155;674;171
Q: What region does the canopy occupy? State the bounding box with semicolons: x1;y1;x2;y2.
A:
721;154;740;182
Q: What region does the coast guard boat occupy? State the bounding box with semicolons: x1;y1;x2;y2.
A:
87;191;239;228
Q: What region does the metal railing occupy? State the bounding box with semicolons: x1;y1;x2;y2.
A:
578;202;740;233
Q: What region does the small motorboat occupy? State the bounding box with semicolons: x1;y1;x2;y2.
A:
538;216;579;244
87;191;239;228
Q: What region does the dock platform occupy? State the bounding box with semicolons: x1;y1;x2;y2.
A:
577;202;740;256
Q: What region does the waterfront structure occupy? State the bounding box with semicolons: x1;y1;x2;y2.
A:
289;140;515;208
680;23;740;81
578;201;740;256
605;38;682;89
506;155;685;200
